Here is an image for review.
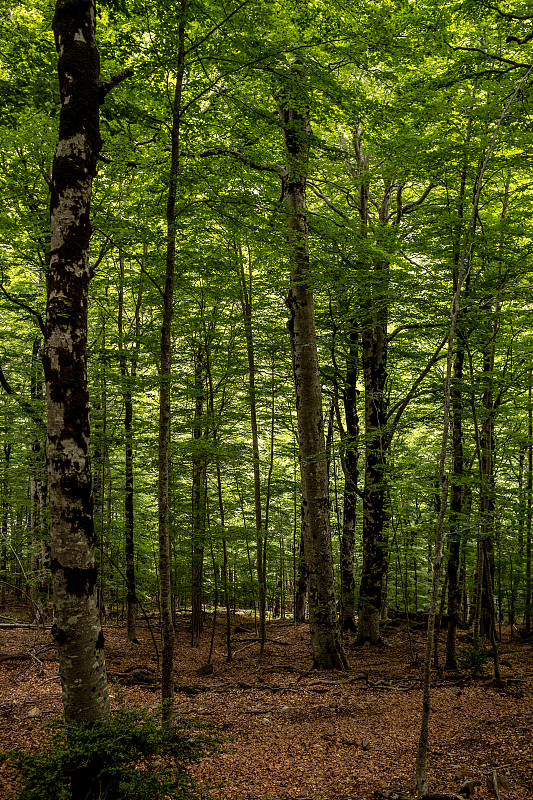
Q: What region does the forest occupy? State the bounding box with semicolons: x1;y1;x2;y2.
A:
1;0;533;798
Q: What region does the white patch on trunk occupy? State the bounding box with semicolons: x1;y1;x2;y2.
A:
61;437;87;465
56;133;87;160
74;30;86;42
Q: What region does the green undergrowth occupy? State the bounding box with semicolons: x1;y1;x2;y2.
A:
3;705;216;800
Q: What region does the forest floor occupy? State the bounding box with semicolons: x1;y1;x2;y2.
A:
0;610;532;800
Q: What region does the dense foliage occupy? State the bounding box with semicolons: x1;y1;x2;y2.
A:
1;0;533;642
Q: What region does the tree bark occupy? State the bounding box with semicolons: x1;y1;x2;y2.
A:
1;443;11;609
331;323;359;634
158;0;188;724
526;377;532;634
237;243;267;655
445;343;465;669
118;250;138;643
278;68;347;669
191;337;207;647
358;276;389;644
43;0;109;725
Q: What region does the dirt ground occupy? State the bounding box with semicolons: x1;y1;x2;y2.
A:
0;610;532;800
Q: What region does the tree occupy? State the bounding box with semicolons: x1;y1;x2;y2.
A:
43;0;131;734
279;61;347;669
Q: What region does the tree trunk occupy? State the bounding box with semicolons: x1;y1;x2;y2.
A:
526;377;532;634
278;68;347;670
331;321;359;634
191;338;207;647
236;242;267;655
445;344;465;669
358;250;389;644
43;0;110;725
118;250;139;643
158;0;187;724
294;527;307;622
1;443;11;609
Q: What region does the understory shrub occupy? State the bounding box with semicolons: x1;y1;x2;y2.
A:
4;706;213;800
456;644;491;677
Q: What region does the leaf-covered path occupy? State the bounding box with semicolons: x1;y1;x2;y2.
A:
0;613;532;799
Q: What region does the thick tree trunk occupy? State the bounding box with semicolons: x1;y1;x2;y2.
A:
43;0;109;725
279;73;347;670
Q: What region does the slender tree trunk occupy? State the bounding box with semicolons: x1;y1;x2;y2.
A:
332;332;359;634
191;339;207;647
279;68;347;669
526;378;532;634
29;337;46;618
295;527;307;622
445;344;465;669
43;0;111;727
341;329;359;632
358;248;389;644
1;443;11;609
118;251;139;643
158;0;187;723
415;74;527;795
206;350;232;661
443;141;471;669
236;243;267;654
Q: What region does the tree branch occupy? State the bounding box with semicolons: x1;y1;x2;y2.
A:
481;1;533;21
386;333;449;443
99;68;134;103
0;284;45;333
185;0;251;56
307;182;354;224
448;43;531;69
399;183;435;218
198;147;286;176
507;31;533;45
0;359;46;433
0;360;14;394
